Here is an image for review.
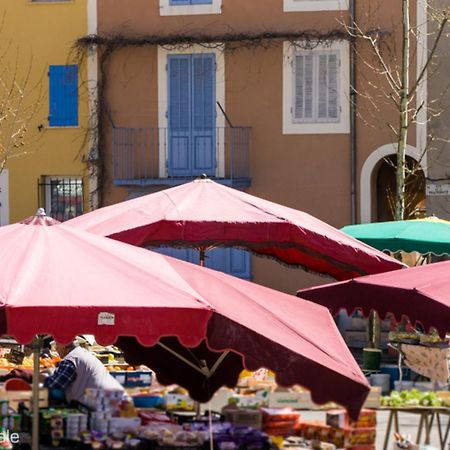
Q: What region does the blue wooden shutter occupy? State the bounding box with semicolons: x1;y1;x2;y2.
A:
206;248;251;280
150;247;197;264
168;56;191;176
49;65;78;127
229;249;251;280
192;54;216;176
152;247;251;280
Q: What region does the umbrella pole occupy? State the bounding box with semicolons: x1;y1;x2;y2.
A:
199;247;206;267
32;337;42;450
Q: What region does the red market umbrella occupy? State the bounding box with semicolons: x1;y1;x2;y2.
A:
67;178;404;280
297;261;450;335
0;211;369;419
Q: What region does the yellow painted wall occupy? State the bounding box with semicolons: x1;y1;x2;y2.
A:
1;0;89;223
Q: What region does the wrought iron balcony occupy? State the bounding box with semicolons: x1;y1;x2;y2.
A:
112;127;251;188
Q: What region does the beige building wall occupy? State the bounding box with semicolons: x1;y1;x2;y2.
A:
95;0;419;293
427;0;450;219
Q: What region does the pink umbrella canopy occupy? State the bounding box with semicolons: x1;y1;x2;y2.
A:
67;179;404;280
298;261;450;335
0;212;369;419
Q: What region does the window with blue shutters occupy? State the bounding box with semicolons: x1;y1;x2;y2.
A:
48;65;78;127
151;247;251;280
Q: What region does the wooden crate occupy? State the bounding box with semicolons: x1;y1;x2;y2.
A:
2;389;48;410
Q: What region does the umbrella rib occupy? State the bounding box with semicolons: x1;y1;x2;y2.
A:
209;350;229;377
157;342;209;377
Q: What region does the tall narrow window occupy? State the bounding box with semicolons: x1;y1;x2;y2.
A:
48;65;78;127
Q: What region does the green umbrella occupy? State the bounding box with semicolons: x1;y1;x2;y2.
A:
341;217;450;255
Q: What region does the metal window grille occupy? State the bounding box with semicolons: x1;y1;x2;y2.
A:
38;178;83;222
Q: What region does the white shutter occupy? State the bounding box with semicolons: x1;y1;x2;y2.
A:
294;53;313;121
304;54;313;119
316;51;340;122
327;53;339;120
317;54;328;119
292;49;340;124
294;55;304;120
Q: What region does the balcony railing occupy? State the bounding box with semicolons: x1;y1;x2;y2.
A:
112;127;251;188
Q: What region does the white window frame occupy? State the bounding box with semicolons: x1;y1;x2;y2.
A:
159;0;222;16
157;44;226;178
283;0;348;12
0;169;9;226
283;40;350;135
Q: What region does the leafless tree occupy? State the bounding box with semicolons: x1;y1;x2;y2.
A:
0;42;44;173
349;0;450;220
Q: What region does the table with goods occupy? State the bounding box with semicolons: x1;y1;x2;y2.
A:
0;340;447;450
0;345;349;450
374;330;450;450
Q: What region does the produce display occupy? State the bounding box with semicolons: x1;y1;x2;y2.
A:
388;331;420;344
388;330;450;348
419;331;450;347
380;389;443;407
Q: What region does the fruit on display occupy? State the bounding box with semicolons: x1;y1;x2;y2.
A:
388;331;420;344
419;331;449;347
381;389;442;407
0;356;60;370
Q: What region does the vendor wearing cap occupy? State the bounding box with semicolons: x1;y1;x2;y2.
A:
44;337;124;404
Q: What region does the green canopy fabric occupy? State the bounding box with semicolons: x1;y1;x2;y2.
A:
341;217;450;255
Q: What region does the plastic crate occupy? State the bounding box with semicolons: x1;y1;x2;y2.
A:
126;371;153;387
222;409;262;429
110;371;127;386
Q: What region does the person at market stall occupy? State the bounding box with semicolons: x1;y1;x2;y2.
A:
42;336;124;405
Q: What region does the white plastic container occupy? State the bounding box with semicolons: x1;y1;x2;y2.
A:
370;373;391;394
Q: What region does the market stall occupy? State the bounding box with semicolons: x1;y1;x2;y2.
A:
0;211;370;450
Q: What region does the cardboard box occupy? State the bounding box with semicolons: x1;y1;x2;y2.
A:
108;417;141;433
268;391;314;409
363;387;381;409
347;428;376;447
3;389;48;410
354;409;377;428
165;394;195;411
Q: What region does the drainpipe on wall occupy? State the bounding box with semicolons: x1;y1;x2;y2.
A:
87;0;99;210
350;0;357;224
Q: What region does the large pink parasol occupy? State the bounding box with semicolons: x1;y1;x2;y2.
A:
298;261;450;335
67;178;404;280
0;211;369;419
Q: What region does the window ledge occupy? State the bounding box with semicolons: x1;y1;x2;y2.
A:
47;126;80;129
160;0;222;16
283;0;348;12
29;1;73;4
